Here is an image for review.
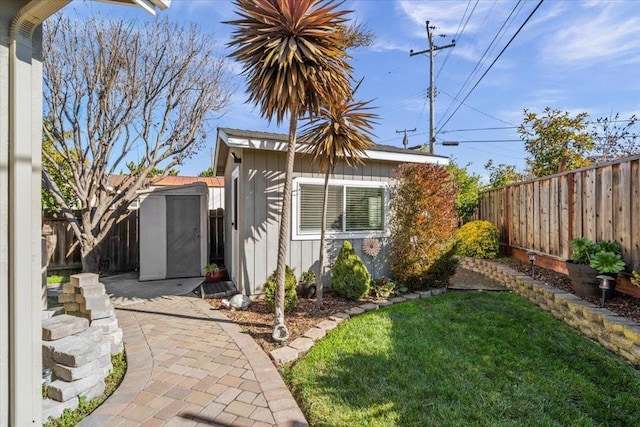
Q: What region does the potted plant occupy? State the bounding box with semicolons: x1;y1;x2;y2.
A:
298;268;316;298
203;263;227;283
566;238;625;297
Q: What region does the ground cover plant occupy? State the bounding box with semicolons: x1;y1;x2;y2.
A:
285;292;640;427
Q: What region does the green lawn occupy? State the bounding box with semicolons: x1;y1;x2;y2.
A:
286;292;640;427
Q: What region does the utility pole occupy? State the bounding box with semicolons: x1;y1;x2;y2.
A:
410;21;455;154
396;128;416;149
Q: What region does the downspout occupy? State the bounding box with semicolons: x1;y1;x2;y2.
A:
7;1;70;425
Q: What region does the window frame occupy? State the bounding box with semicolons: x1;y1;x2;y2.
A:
292;177;390;241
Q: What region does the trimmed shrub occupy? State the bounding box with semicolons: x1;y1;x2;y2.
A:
264;266;298;312
330;241;370;300
455;220;500;259
390;163;459;290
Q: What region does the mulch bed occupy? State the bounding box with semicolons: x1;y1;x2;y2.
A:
497;257;640;323
209;258;640;355
209;293;361;354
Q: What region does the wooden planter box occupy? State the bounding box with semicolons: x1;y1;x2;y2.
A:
565;262;617;298
616;274;640;298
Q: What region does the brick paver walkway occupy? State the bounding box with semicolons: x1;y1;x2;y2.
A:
79;296;307;426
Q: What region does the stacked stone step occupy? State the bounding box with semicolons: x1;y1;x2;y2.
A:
58;273;123;354
41;314;112;421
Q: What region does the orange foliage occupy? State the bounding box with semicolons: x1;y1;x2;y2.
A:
390;163;458;289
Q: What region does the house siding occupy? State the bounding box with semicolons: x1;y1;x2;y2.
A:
238;148;397;297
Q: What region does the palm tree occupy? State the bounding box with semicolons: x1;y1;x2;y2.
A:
227;0;352;340
300;91;378;307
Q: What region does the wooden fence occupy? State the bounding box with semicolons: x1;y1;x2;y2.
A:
45;208;225;274
476;155;640;272
45;211;139;274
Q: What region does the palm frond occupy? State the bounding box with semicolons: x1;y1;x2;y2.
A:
300;93;379;172
227;0;353;124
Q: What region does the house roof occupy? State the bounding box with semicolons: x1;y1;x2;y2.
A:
214;127;449;176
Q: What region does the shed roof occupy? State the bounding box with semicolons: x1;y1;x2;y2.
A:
214;127;449;176
153;176;224;187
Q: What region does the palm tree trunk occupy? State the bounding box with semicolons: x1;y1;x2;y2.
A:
273;113;298;342
316;167;331;308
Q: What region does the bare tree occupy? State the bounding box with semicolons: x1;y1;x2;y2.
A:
591;113;639;162
43;14;232;272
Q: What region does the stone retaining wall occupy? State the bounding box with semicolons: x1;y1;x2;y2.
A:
41;273;123;421
460;257;640;366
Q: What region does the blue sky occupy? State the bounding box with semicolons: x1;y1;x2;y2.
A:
70;0;640;181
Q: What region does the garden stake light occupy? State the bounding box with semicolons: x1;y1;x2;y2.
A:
596;275;614;308
527;251;536;279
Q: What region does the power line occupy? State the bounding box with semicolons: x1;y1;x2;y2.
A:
437;0;524;129
440;126;517;134
438;89;518;127
435;0;479;82
437;0;545;132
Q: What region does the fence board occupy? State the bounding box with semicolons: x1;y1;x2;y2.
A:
599;165;614;242
584;169;597;241
632;160;640;272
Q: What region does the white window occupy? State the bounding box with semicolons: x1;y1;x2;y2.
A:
293;178;388;240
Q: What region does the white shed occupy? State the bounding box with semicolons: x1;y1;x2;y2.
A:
138;183;208;281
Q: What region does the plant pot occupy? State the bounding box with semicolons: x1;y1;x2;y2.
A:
566;262;616;298
205;269;227;283
297;281;316;299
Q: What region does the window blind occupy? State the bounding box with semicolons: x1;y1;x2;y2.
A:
299;184;343;232
345;187;384;231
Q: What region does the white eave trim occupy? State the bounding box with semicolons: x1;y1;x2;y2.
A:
222;134;449;165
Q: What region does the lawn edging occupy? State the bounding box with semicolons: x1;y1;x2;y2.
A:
269;289;447;367
460;257;640;366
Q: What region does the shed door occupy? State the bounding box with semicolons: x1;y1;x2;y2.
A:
166;195;201;278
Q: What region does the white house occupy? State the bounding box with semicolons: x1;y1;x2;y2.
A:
213;127;449;297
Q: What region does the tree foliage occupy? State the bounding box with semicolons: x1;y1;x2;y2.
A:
518;107;594;176
42;14;232;272
390;163;458;290
446;160;482;223
198;168;216;177
484;160;527;188
42;129;78;213
590;113;639;161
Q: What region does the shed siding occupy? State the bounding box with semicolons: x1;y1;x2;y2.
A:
239;149;397;296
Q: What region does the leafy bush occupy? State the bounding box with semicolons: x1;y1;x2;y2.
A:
390;163;458;290
330;241;370;300
589;251;625;274
569;237;598;264
455;220;500;259
596;240;622;255
422;244;459;288
370;277;395;298
264;266;298;312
